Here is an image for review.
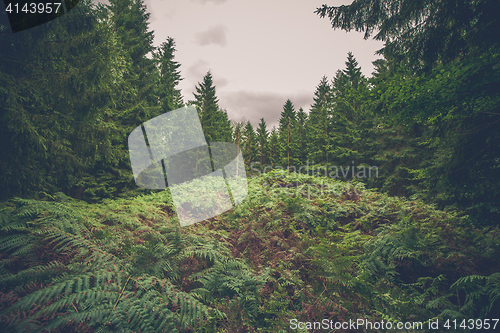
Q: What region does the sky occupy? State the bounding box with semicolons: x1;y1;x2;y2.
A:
102;0;384;128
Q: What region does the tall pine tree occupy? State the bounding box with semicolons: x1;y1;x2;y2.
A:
256;118;269;166
191;71;232;142
107;0;160;124
155;37;184;113
242;121;257;166
0;0;123;200
278;99;298;168
307;76;332;164
296;108;308;164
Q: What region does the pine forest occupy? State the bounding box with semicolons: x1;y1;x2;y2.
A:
1;0;499;332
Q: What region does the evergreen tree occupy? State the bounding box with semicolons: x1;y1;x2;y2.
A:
242;121;257;166
107;0;160;124
214;109;233;143
307;76;332;164
296;108;308;164
318;1;500;225
330;53;367;167
191;71;231;142
155;37;184;113
267;128;280;167
256;118;269;166
232;121;244;147
278;99;298;168
343;52;362;90
315;0;500;72
0;0;123;200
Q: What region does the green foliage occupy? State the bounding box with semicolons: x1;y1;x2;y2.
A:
1;173;499;331
156;37;184;113
256;118;269;166
191;71;232;143
307;76;332;164
0;0;122;200
242;121;257;167
1;0;499;330
278;99;301;168
0;193;265;332
315;0;500;72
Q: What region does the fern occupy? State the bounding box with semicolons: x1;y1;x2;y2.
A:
0;195;213;332
447;273;500;319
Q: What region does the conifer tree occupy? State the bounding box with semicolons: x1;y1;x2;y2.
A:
156;37;184;113
315;0;500;72
214;108;233;142
296;108;308;164
0;0;123;200
267;128;280;167
191;71;231;142
256;118;269;166
307;76;332;164
343;52;362;90
242;121;257;166
232;121;244;147
330;53;366;167
107;0;160;124
278;100;298;168
316;0;500;225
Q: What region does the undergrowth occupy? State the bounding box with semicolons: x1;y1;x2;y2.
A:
1;171;499;332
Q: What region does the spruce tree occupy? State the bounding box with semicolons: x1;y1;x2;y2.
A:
242;121;257;166
214;109;233;142
315;0;500;72
232;121;244;147
296;108;308;164
267;128;280;167
278;99;298;168
107;0;160;124
191;71;231;142
343;52;362;90
0;0;123;200
307;76;332;164
256;118;269;166
156;37;184;113
330;53;367;167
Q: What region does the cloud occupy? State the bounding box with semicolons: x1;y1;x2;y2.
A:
185;60;228;88
193;24;229;47
219;91;313;129
190;0;228;4
186;59;210;82
214;77;229;89
183;60;229;99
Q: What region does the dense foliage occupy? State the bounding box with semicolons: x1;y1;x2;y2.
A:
1;0;499;331
1;173;499;332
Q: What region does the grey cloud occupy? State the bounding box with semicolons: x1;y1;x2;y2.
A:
184;60;229;99
186;59;210;82
214;77;229;89
219;91;313;129
194;24;229;47
190;0;228;4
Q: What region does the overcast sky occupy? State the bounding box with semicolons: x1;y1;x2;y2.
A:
102;0;384;128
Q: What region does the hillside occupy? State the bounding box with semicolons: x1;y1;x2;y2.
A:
1;171;499;332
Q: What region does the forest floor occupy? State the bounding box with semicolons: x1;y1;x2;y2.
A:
1;171;499;332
